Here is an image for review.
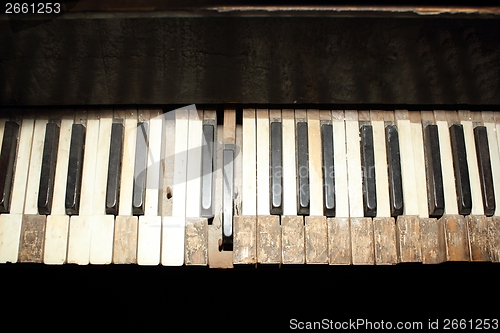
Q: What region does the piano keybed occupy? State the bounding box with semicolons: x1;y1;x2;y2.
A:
0;107;499;267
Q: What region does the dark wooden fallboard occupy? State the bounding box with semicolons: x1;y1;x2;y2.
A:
1;5;499;106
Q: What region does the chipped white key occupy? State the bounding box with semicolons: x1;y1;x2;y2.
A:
18;112;48;263
137;109;163;265
162;107;189;266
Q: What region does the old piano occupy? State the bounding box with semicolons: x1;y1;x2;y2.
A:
1;1;500;269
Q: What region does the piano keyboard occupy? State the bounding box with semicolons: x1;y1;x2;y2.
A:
0;107;499;267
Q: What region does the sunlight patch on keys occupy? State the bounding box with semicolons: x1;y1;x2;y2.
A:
137;109;163;265
161;107;189;266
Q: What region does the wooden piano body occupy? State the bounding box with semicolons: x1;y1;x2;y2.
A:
1;2;500;269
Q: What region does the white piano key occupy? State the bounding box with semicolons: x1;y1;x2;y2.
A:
307;109;323;216
256;109;270;215
89;109;114;264
345;110;363;218
0;214;23;263
185;109;203;218
172;108;189;217
92;109;113;215
44;215;69;264
483;112;500;217
137;215;161;265
24;114;48;214
89;215;114;264
395;110;419;216
67;110;99;265
159;109;176;219
0;112;34;263
44;110;73;264
18;112;50;263
332;110;349;218
9;113;35;215
282;109;297;216
145;110;163;216
161;107;189;266
79;111;99;215
137;109;163;265
459;110;484;215
66;215;91;265
112;109;139;264
48;110;74;216
234;115;243;217
242;109;257;215
370;111;390;217
435;111;459;215
410;112;429;218
118;110;137;216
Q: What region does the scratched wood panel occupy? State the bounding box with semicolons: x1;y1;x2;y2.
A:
466;215;490;262
113;216;138;264
185;217;208;266
305;216;327;264
281;215;304;264
441;214;470;262
18;215;46;263
257;215;281;264
419;217;446;264
350;217;374;265
233;215;257;264
327;217;351;265
373;217;398;265
396;215;422;263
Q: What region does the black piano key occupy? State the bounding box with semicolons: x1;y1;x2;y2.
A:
385;125;404;217
200;124;214;217
449;124;472;215
132;122;148;216
0;121;20;213
360;125;377;217
65;124;86;215
222;149;234;249
296;122;310;215
321;124;335;217
424;125;445;217
38;122;60;215
474;126;495;216
105;122;124;215
270;122;283;215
